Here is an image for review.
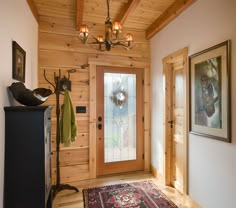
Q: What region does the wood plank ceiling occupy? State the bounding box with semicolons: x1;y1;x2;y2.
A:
32;0;197;40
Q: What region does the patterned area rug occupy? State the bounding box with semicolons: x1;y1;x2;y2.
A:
83;180;178;208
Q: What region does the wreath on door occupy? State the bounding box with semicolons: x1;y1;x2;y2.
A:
110;89;128;109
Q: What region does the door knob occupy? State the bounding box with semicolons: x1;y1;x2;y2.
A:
98;123;102;130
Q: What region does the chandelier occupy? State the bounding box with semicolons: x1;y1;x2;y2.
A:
79;0;135;51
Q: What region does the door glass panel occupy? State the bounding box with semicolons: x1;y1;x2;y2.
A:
104;73;136;163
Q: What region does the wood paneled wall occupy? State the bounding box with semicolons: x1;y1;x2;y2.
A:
38;15;150;183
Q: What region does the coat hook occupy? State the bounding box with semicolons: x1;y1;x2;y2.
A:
44;69;56;92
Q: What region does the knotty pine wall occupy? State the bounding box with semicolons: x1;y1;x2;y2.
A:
38;15;150;183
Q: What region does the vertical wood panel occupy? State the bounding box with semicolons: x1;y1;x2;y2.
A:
89;64;97;179
144;66;151;171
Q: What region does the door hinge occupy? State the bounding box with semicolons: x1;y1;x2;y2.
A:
142;154;144;160
142;116;144;122
142;80;145;85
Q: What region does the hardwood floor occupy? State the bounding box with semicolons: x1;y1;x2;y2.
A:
52;171;201;208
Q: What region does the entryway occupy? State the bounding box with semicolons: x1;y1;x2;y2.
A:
163;48;188;194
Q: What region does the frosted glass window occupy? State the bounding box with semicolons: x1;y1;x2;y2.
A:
104;73;136;163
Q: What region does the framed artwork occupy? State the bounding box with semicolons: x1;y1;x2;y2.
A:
189;40;231;142
12;41;26;82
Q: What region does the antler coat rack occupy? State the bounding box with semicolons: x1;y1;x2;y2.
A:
44;69;79;199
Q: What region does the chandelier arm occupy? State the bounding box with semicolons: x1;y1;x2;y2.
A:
88;33;100;42
111;38;128;42
83;32;100;45
79;0;135;51
89;44;107;52
113;42;135;50
113;42;127;47
87;42;105;45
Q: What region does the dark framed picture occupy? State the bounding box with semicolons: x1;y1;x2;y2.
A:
189;40;231;142
12;41;26;82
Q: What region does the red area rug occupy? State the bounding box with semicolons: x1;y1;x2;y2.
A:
83;180;178;208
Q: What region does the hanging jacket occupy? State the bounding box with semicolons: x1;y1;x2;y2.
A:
60;89;77;146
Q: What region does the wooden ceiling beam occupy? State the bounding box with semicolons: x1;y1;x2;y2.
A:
146;0;197;40
116;0;141;25
76;0;85;30
27;0;39;23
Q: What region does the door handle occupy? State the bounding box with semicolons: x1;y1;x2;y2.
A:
98;116;102;122
98;123;102;130
168;120;174;128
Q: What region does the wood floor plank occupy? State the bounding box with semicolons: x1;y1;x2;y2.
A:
52;171;201;208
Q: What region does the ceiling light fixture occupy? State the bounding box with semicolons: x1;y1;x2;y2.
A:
79;0;135;51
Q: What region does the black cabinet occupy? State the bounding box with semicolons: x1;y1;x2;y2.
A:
4;106;53;208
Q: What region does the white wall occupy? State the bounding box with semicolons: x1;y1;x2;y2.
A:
0;0;38;207
150;0;236;207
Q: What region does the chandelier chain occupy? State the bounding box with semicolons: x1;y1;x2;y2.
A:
106;0;110;21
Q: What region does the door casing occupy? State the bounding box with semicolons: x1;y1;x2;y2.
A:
163;48;189;194
88;58;151;179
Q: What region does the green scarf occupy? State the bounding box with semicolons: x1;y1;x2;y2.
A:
60;90;77;146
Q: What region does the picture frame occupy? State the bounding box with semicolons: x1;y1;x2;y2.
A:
12;41;26;82
189;40;231;142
